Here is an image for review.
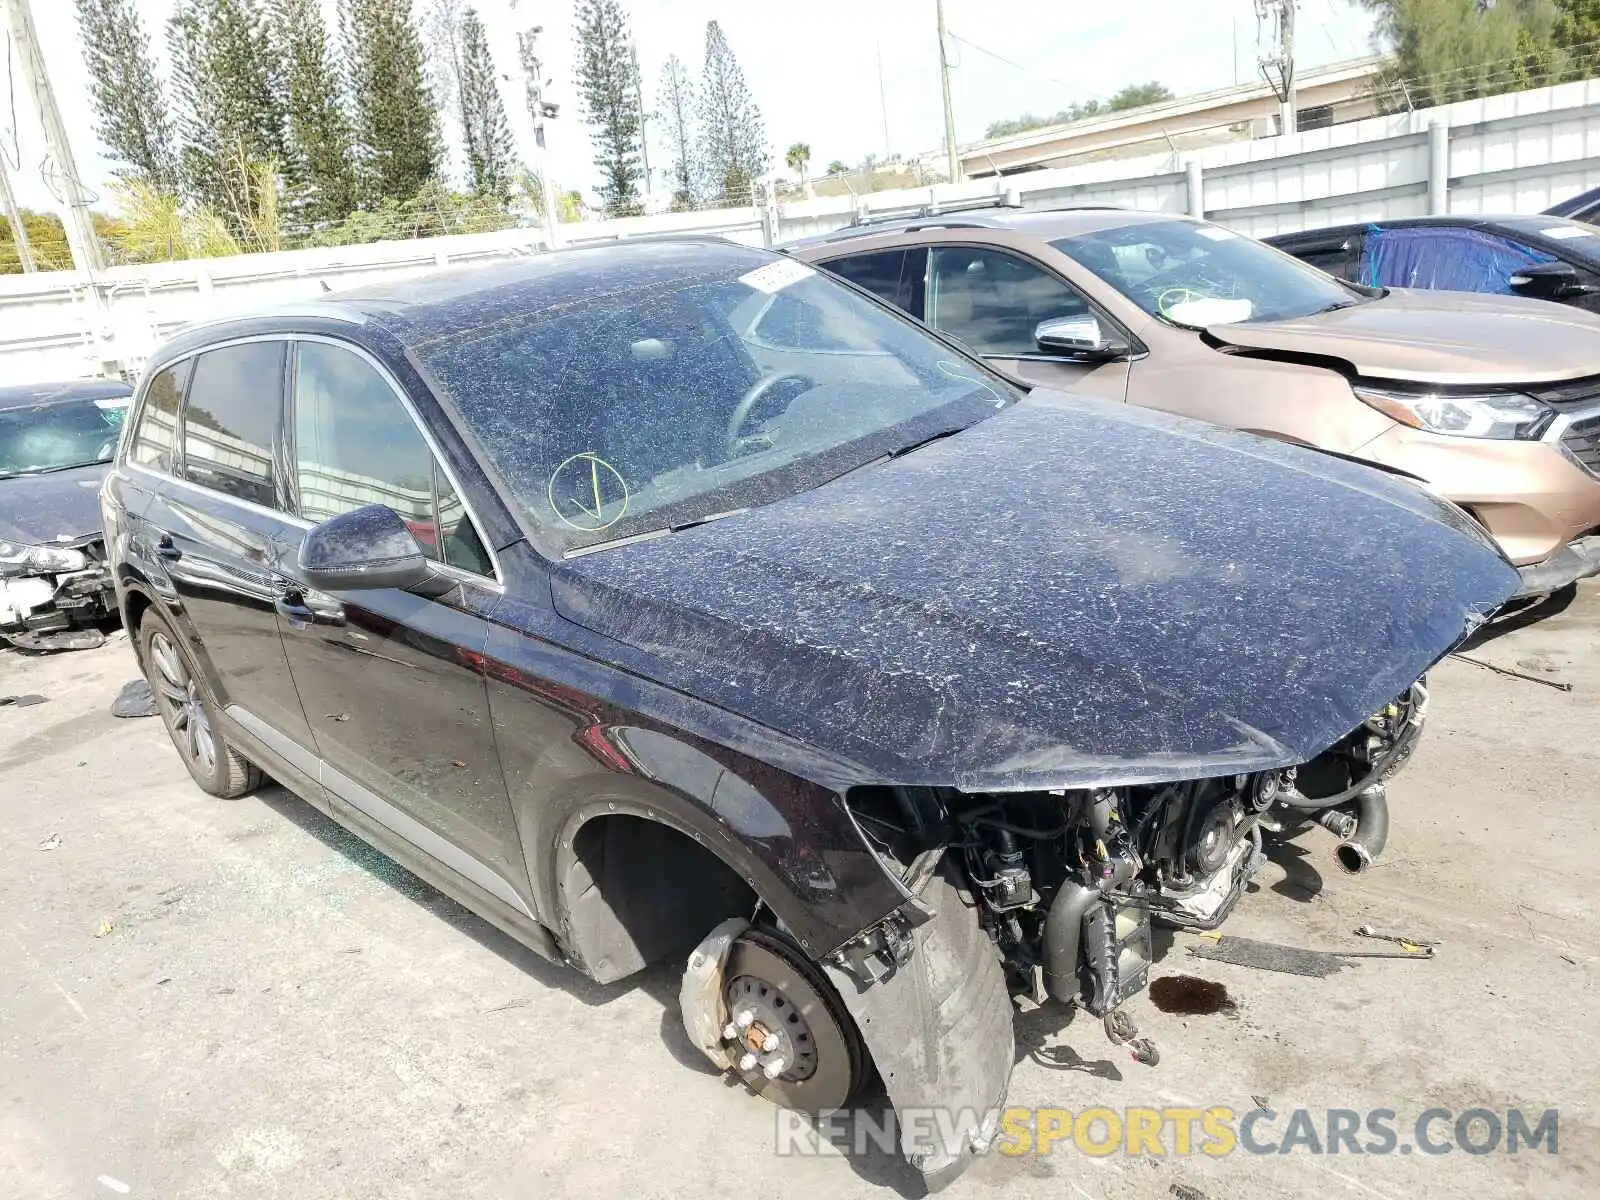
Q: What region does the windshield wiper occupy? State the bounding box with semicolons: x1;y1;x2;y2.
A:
800;425;971;497
563;507;749;558
3;458;110;478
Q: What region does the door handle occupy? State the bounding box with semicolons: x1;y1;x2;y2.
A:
155;536;181;561
274;585;345;629
274;594;317;628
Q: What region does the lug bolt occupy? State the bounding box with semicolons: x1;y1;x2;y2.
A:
738;1052;758;1071
722;1023;738;1040
734;1010;755;1029
761;1032;780;1052
762;1057;787;1079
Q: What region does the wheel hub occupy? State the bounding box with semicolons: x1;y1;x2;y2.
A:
723;973;819;1082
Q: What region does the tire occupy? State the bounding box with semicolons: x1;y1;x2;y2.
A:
138;610;261;799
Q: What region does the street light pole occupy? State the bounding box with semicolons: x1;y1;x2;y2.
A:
1;0;104;272
515;22;562;250
936;0;961;184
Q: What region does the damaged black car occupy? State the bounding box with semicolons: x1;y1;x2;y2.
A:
102;241;1518;1189
1;380;132;650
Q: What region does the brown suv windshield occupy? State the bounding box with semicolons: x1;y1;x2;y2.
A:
1051;219;1367;326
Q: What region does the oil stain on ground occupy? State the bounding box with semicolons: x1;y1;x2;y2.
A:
1150;974;1236;1015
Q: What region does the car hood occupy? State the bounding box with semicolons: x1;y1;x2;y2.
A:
1206;287;1600;385
550;395;1518;793
0;462;110;547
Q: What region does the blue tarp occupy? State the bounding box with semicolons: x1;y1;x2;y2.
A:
1362;225;1553;294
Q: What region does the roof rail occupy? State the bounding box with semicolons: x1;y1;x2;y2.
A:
779;199;1135;251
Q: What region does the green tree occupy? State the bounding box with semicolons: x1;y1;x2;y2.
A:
1554;0;1600;75
166;0;284;224
825;159;848;176
1360;0;1565;108
341;0;444;206
456;7;517;201
698;20;768;206
657;54;698;210
574;0;644;216
73;0;176;189
785;141;811;186
271;0;357;225
1108;81;1174;110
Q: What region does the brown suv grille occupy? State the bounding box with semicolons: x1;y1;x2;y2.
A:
1562;414;1600;475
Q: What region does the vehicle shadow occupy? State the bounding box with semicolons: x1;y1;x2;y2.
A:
1259;828;1327;903
1461;582;1578;649
254;784;625;1007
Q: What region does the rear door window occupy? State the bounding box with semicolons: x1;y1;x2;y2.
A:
927;246;1089;356
130;359;191;472
181;341;286;509
292;340;491;576
1361;226;1553;293
824;249;909;309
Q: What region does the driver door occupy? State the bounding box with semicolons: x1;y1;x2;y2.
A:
925;245;1131;399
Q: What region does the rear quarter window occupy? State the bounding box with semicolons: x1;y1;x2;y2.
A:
129;359;191;472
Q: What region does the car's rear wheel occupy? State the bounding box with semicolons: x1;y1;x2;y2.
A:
139;612;261;799
720;928;866;1113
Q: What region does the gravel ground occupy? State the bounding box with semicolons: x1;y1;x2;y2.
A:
1;589;1597;1200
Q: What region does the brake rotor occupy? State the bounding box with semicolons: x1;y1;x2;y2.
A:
720;930;864;1113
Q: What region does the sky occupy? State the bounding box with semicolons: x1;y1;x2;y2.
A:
1;0;1380;216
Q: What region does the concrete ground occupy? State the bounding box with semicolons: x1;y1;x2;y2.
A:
2;592;1597;1200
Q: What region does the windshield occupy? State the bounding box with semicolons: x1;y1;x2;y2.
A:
0;395;130;479
1052;219;1364;326
412;255;1016;555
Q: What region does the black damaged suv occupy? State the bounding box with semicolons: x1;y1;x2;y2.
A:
103;239;1516;1186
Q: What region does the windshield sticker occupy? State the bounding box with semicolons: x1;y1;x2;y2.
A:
737;258;815;294
548;452;630;531
1540;225;1594;240
1194;225;1240;241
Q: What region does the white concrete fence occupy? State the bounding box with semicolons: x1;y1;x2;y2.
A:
6;76;1600;386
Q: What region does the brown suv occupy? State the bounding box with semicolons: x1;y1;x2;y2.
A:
788;207;1600;596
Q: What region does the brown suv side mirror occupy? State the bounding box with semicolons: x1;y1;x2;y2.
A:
1035;315;1129;360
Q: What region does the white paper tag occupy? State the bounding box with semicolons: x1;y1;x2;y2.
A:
1194;225;1240;241
93;396;131;409
737;258;815;293
1540;224;1593;240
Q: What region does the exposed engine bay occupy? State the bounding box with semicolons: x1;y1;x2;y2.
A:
0;536;117;651
841;684;1427;1033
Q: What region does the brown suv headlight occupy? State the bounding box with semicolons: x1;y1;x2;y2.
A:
1352;385;1551;440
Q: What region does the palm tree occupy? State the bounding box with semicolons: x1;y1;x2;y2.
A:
785;141;811;185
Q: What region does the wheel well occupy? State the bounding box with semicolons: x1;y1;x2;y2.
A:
122;588;154;654
562;814;758;985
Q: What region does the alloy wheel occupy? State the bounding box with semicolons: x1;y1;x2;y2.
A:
149;631;217;777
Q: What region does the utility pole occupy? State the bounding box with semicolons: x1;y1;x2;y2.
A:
0;151;35;273
1;0;103;272
1256;0;1298;136
936;0;961;183
512;11;562;250
631;45;652;199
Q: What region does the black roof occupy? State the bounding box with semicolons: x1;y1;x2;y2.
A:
0;379;133;411
154;237;776;363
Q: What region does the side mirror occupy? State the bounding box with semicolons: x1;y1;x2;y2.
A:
1035;314;1127;360
299;504;433;592
1509;260;1583;300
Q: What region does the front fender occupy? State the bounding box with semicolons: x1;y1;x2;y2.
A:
824;866;1015;1191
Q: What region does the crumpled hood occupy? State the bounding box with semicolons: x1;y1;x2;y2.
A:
551;395;1519;792
0;463;109;547
1207;287;1600;385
